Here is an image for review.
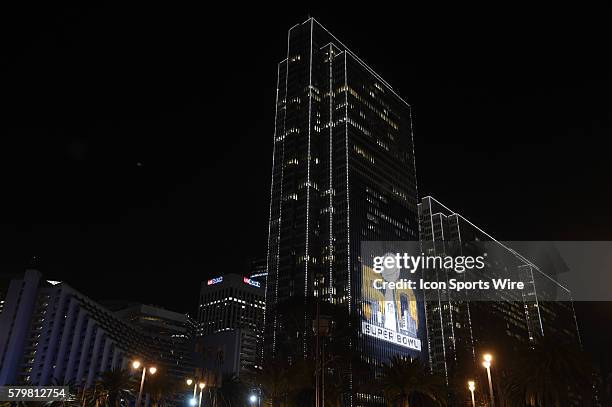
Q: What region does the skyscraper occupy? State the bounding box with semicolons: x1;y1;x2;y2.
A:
264;17;421;369
0;270;197;387
418;196;580;383
196;274;265;375
114;303;196;382
0;270;151;386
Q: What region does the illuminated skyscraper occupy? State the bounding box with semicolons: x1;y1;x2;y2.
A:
418;196;580;384
0;270;156;386
264;17;422;378
196;274;265;375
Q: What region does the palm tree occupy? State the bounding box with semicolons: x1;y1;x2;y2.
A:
252;360;291;407
503;337;592;407
144;375;180;407
97;368;135;407
44;377;80;407
259;296;371;407
380;356;447;407
218;374;247;407
78;383;106;407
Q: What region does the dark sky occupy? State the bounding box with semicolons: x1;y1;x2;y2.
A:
2;5;611;372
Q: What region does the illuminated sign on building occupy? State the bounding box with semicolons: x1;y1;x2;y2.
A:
207;276;223;286
361;262;422;352
243;277;261;288
361;321;421;351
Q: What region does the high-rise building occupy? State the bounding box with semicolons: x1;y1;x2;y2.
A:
114;303;196;382
263;18;423;401
0;270;151;386
0;270;196;388
196;274;265;375
248;257;268;293
418;196;580;383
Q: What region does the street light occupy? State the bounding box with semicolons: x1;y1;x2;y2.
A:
198;383;206;407
482;354;495;407
132;360;156;407
186;378;197;399
186;377;201;404
249;393;260;407
467;381;476;407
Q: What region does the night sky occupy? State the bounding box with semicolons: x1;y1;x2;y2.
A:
2;5;611;373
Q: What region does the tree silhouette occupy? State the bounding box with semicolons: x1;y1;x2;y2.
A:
218;373;248;407
144;374;180;407
379;356;447;407
96;368;135;407
503;337;592;407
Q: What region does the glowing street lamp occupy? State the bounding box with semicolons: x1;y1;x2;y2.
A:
198;383;206;407
482;354;495;407
467;381;476;407
132;360;156;407
249;392;261;407
185;378;200;403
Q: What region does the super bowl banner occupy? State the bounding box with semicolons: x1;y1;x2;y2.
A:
361;259;422;352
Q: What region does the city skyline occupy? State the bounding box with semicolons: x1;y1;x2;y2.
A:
2;4;612;381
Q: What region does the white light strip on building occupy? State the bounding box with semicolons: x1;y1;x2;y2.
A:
263;62;281;350
344;52;352;313
424;196;570;292
304;17;314;341
271;23;296;355
427;197;449;383
307;17;411;109
328;43;334;303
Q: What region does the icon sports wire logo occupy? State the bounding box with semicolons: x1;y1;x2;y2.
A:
373;253;486;274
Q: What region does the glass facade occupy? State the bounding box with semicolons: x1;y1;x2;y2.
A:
264;17;421;374
418;196;580;386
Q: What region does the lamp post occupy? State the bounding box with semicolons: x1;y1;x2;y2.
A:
198;382;206;407
132;361;156;407
249;392;261;407
186;378;199;401
313;306;332;407
468;380;476;407
482;354;495;407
